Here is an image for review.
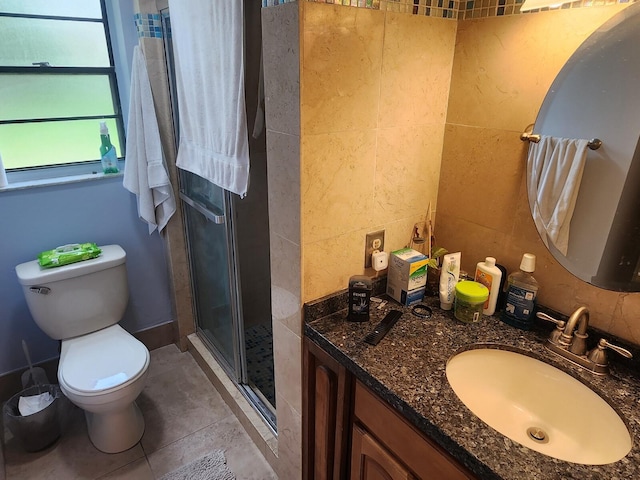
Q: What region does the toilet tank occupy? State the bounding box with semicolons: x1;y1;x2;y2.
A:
15;245;129;340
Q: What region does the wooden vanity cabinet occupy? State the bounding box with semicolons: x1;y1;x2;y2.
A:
350;424;417;480
351;381;476;480
304;338;477;480
304;338;353;480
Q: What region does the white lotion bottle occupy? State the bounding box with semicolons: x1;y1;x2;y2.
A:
474;257;502;316
439;252;461;310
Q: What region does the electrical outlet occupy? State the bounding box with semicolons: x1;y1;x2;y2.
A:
364;230;385;268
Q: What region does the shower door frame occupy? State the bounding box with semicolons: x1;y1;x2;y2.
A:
160;9;276;430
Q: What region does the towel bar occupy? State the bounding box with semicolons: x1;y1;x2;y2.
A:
520;126;602;150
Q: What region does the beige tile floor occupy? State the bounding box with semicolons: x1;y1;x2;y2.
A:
2;344;278;480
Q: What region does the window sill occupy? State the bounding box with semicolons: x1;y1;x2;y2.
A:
1;160;125;193
0;170;123;193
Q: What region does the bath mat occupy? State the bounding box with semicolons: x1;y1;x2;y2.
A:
159;450;235;480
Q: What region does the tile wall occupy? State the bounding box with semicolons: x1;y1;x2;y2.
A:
300;3;457;302
132;0;194;353
438;3;640;343
262;3;303;478
264;0;633;19
263;7;455;474
133;13;163;37
262;1;640;347
262;6;640;478
458;0;627;19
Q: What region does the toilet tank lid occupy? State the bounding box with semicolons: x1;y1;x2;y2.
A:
15;244;126;285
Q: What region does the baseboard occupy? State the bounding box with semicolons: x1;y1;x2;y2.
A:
0;322;176;403
187;333;278;473
133;321;176;351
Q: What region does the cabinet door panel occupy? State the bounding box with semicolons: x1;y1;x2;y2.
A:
303;339;352;480
354;382;476;480
315;365;337;480
351;424;416;480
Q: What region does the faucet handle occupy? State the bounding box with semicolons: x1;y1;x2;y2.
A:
587;338;633;367
536;312;566;328
536;312;566;344
597;339;632;359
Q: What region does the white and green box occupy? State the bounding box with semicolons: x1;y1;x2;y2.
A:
386;248;429;306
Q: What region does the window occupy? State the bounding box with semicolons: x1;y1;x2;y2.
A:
0;0;124;173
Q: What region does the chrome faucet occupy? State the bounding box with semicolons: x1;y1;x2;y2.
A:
537;307;632;375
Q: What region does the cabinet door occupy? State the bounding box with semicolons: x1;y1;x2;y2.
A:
303;338;352;480
354;382;476;480
350;424;417;480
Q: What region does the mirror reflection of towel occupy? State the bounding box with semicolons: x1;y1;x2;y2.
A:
527;135;589;256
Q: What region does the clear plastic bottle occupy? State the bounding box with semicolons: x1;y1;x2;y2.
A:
99;122;119;174
474;257;502;316
500;253;538;330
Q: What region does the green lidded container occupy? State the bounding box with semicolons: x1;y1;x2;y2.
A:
454;281;489;323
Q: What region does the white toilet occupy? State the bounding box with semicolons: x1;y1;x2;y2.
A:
15;244;150;454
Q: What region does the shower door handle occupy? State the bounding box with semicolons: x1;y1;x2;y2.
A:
179;192;226;224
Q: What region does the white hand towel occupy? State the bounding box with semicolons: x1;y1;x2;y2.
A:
168;0;250;197
527;135;589;256
123;45;176;234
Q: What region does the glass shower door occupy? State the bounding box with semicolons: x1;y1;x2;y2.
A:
161;8;276;429
180;172;238;370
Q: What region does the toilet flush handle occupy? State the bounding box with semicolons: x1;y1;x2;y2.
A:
29;286;50;295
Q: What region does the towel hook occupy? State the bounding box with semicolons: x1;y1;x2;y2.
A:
520;124;602;150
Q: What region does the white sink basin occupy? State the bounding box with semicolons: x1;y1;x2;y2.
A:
446;348;632;465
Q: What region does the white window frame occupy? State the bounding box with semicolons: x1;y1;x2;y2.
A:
2;0;136;188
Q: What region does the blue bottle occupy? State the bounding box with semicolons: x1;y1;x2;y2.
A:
501;253;539;330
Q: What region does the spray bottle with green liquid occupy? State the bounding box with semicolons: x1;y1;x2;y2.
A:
99;122;119;174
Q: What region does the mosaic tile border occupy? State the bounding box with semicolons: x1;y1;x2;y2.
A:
263;0;636;20
134;12;162;38
459;0;632;20
263;0;298;5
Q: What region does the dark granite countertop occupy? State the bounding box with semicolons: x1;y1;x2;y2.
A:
304;291;640;480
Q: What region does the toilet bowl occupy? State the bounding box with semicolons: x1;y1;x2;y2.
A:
58;324;150;453
15;245;150;453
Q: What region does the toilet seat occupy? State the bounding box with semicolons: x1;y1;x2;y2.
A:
59;324;149;396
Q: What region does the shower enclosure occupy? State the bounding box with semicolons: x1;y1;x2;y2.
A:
161;5;276;428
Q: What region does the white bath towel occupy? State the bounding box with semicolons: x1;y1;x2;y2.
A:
527;135;589;256
123;45;176;234
168;0;250;197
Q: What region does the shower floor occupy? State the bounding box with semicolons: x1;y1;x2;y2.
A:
200;322;276;410
244;323;275;407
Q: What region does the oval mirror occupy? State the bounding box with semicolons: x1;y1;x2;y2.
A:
529;3;640;292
